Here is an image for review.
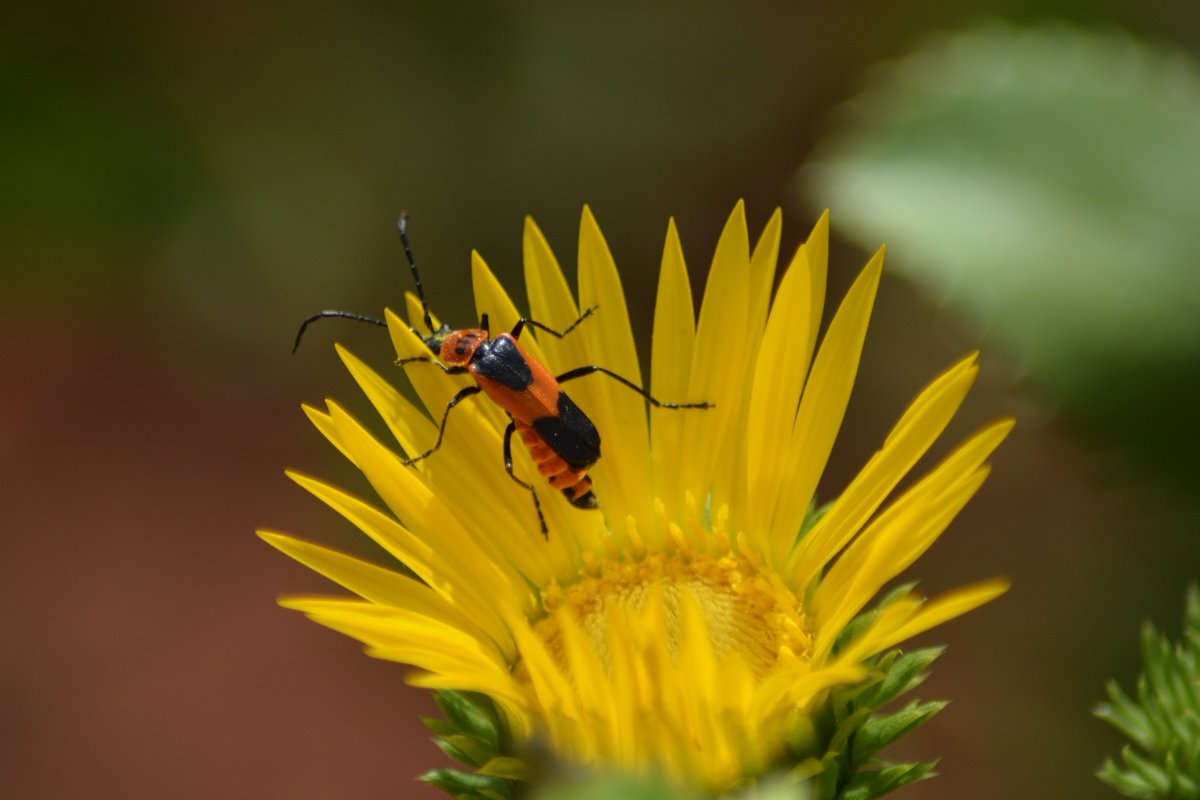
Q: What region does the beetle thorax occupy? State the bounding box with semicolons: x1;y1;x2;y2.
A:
438;328;490;367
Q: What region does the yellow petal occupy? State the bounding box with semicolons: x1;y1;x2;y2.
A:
523;216;587;376
472;251;545;360
259;531;415;607
677;201;750;505
743;244;817;541
747;208;783;344
282;597;497;664
810;467;990;661
714;209;784;520
285;471;515;654
323;400;547;598
769;247;883;568
575;205;653;526
302;402;358;468
649;218;696;516
789;353;980;590
862;580;1010;657
338;344;436;464
808;418;1011;657
406;671;529;728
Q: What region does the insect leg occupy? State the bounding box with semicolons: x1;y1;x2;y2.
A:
503;421;548;537
510;305;598;341
554;365;713;409
394;355;469;374
402;385;483;465
292;311;388;353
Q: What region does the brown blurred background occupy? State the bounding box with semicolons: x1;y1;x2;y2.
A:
4;2;1200;798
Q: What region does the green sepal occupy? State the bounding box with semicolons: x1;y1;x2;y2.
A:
827;704;875;757
433;734;494;768
859;648;943;709
836;583;918;647
422;716;460;738
799;500;834;541
837;760;938;800
851;701;946;763
434;690;502;750
1119;746;1170;794
1098;754;1157;799
422;691;517;799
419;767;515;800
478;757;529;781
807;753;845;800
1096;681;1152;746
783;587;953;800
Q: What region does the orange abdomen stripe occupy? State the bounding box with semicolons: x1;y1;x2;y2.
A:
516;420;595;504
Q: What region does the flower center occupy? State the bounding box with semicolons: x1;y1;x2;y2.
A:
534;543;813;679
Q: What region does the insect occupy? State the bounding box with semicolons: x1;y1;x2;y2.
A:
294;214;711;536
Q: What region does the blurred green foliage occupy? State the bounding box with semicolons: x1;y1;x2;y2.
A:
804;24;1200;493
1096;586;1200;798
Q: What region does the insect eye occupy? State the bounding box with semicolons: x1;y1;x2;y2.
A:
455;345;466;355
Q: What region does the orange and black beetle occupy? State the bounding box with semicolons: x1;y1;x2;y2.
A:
294;214;710;535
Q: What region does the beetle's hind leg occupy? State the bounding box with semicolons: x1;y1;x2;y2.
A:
503;421;549;538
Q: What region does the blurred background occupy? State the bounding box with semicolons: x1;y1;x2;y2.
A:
4;2;1200;798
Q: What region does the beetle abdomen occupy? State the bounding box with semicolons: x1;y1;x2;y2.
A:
517;420;598;509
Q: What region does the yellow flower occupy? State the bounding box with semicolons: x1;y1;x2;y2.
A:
261;203;1011;792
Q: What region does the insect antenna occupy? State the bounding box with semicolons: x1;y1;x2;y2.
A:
396;212;435;335
292;311;387;353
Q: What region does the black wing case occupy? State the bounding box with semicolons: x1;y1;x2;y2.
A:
531;392;601;470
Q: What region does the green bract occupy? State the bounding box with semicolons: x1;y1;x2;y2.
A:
1096;586;1200;799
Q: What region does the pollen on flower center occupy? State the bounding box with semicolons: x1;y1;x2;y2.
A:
532;542;814;680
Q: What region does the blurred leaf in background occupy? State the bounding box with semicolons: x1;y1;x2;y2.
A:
803;23;1200;494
